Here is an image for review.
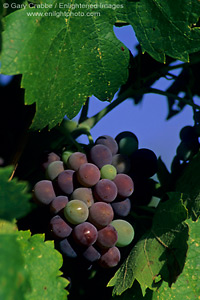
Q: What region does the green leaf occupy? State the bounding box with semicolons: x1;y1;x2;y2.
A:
17;231;69;300
150;218;200;299
1;0;129;129
0;223;30;300
108;193;188;296
125;0;200;63
0;166;32;221
175;152;200;220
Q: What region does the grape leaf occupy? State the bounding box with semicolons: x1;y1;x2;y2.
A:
17;231;69;300
148;218;200;299
2;1;200;129
175;152;200;220
0;222;30;300
108;193;188;296
125;0;200;63
0;166;32;221
1;0;129;129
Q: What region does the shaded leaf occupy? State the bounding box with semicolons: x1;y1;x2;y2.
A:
0;223;30;300
175;152;200;220
17;231;69;300
108;193;188;296
0;166;32;221
150;218;200;299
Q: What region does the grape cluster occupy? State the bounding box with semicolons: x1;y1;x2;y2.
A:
33;132;157;269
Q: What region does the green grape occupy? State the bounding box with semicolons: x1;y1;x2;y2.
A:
100;164;117;180
64;200;89;225
111;219;134;247
119;136;138;156
62;150;73;166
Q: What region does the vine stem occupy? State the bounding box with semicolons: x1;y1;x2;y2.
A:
79;84;200;131
79;87;135;129
147;88;200;110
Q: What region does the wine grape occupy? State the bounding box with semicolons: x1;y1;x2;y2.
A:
46;161;64;180
88;202;114;229
33;180;56;205
93;179;117;203
72;222;98;247
115;131;138;156
112;153;131;174
50;215;72;238
64;200;89;225
111;219;134;247
77;163;100;187
113;174;134;198
100;164;117;180
59;238;78;258
57;170;75;195
89;144;112;168
95;135;118;155
98;246;121;268
67;152;88;171
49;195;69;214
82;246;101;262
131;148;157;178
96;224;118;249
42;152;60;170
111;198;131;217
71;187;94;207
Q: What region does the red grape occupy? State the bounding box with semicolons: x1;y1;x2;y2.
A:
98;246;121;268
95;135;118;155
50;215;72;238
67;152;88;171
33;180;56;205
49;195;69;214
89;144;112;168
72;222;98;247
113;174;134;198
77;163;100;187
88;202;114;229
96;225;118;249
93;179;117;203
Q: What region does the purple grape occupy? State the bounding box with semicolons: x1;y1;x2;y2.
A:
67;152;88;171
96;225;118;249
49;195;69;214
88;202;114;229
42;152;60;170
33;180;56;205
71;187;94;207
131;148;158;178
82;246;101;263
98;246;121;268
95;135;118;155
112;153;131;174
77;163;100;187
72;222;98;247
111;198;131;217
49;215;72;238
93;179;117;203
46;161;64;180
57;170;75;195
59;238;78;258
113;174;134;198
89;144;112;168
